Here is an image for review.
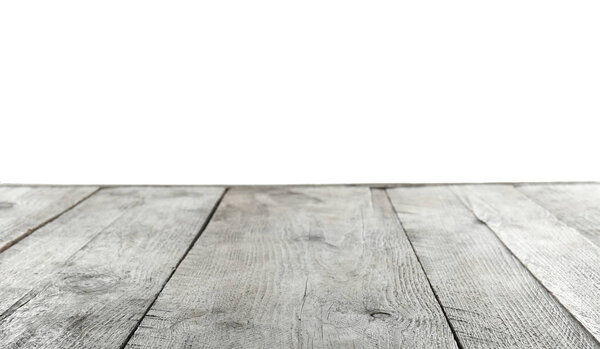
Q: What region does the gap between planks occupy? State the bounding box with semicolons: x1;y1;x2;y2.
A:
0;187;100;254
385;185;600;348
3;184;599;348
474;209;600;347
0;187;226;348
450;185;600;344
125;186;458;348
120;188;229;349
381;189;464;349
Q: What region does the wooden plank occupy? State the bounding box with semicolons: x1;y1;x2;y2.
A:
452;184;600;342
0;186;98;252
126;187;458;348
0;187;146;316
517;183;600;247
387;186;599;348
0;186;224;348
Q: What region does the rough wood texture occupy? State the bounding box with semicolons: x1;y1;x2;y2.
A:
387;186;599;348
453;185;600;342
0;186;98;252
2;183;600;348
0;187;224;349
517;183;600;247
126;187;457;348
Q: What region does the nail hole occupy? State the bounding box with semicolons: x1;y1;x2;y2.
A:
370;311;392;318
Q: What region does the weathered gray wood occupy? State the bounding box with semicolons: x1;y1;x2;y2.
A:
0;186;224;348
0;187;148;316
387;186;599;348
0;186;98;252
452;184;600;342
126;187;457;348
518;183;600;248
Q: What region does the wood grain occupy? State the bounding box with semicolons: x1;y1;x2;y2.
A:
452;184;600;342
518;183;600;248
126;187;457;349
387;186;599;348
0;186;98;252
0;186;224;349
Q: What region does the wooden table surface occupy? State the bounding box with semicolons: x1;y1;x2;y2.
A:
0;183;599;348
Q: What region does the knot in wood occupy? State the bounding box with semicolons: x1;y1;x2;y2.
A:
61;272;121;294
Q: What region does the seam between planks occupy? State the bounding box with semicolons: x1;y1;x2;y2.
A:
514;185;600;251
450;185;600;346
382;188;464;349
119;187;229;349
0;187;101;255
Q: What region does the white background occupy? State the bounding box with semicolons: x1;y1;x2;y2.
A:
1;1;599;185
